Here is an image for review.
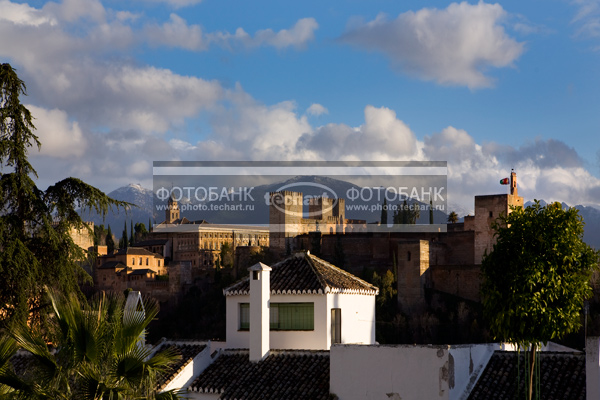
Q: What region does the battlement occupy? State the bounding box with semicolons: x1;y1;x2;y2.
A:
269;191;303;198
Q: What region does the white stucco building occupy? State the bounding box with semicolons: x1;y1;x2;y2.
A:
223;251;379;351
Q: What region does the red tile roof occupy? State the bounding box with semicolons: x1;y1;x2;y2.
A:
154;342;207;391
188;349;330;400
224;252;378;296
468;351;585;400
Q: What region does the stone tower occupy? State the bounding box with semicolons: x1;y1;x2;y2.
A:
464;171;524;263
165;195;180;224
397;240;431;313
269;191;304;255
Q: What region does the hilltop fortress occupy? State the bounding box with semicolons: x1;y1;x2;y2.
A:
268;171;523;312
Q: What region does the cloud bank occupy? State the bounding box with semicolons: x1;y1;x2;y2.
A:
340;2;525;88
1;0;598;213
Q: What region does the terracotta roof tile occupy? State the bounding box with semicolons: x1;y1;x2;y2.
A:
188;350;330;400
224;252;378;296
468;351;585;400
154;343;207;391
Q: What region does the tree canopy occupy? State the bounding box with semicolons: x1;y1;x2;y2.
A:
481;200;598;399
0;63;127;329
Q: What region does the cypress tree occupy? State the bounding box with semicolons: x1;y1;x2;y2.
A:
129;220;134;246
0;64;127;328
106;225;115;254
122;220;128;249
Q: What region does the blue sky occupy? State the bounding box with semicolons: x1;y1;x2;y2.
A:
1;0;600;213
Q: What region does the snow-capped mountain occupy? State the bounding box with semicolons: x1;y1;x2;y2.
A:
80;184;155;234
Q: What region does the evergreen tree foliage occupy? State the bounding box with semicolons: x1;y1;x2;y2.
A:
481;201;598;400
0;64;127;329
135;222;149;243
122;220;129;249
380;198;388;226
93;224;107;246
393;199;420;224
130;220;135;246
106;225;115;254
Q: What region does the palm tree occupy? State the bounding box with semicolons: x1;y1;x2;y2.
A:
0;289;183;399
447;211;458;224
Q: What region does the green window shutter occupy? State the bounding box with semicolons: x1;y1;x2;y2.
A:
270;303;314;330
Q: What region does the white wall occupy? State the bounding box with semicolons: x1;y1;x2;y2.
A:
587;336;600;400
161;342;213;394
449;344;497;400
330;344;497;400
327;293;376;347
226;292;376;350
226;294;329;350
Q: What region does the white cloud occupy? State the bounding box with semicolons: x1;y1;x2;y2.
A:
206;85;314;160
253;17;319;49
145;13;207;51
27;105;87;159
340;2;525;88
572;0;600;39
296;105;420;160
142;15;317;51
0;0;56;26
136;0;203;8
206;17;319;50
42;0;106;23
307;103;328;116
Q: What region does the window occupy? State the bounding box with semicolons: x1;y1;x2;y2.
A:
331;308;341;344
132;258;135;265
239;303;250;330
270;303;314;330
146;257;149;266
238;302;314;331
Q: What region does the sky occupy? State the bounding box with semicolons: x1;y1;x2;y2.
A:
1;0;600;215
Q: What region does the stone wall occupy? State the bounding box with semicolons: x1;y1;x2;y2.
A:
430;264;482;302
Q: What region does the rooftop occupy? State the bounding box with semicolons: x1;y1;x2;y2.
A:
224;252;379;296
99;247;164;258
468;351;585;400
188;349;330;400
133;238;169;247
154;342;207;392
97;261;127;270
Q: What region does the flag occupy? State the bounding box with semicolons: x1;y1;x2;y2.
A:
500;178;509;185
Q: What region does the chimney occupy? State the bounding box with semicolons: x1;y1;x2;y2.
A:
586;336;600;400
249;262;271;362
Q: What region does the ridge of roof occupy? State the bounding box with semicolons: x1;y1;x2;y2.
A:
305;252;379;295
223;252;378;296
